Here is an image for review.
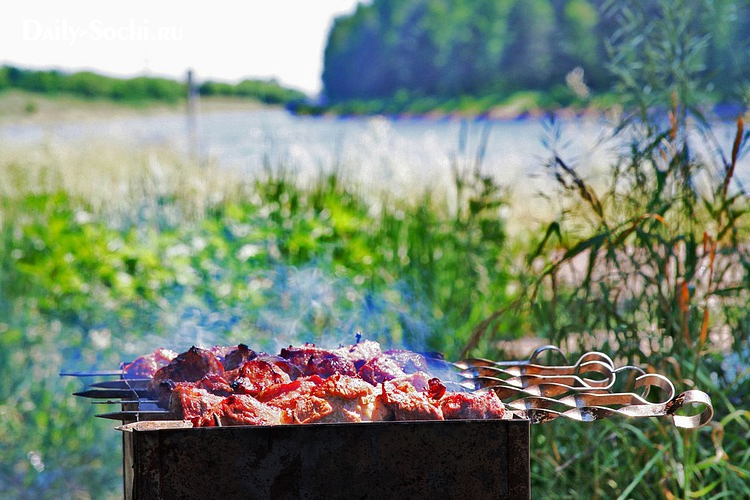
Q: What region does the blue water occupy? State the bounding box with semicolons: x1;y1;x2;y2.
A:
1;108;746;196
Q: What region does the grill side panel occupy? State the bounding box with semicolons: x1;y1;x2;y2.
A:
125;419;530;500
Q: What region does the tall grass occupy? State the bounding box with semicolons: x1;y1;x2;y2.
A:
469;1;750;497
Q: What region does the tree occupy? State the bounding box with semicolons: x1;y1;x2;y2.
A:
500;0;556;91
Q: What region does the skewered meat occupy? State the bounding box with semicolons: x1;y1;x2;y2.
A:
359;354;405;384
153;373;234;408
151;346;224;386
227;359;290;397
280;343;357;377
379;378;444;421
308;373;390;423
253;355;302;379
258;376;332;424
197;394;282;427
169;385;225;423
439;391;506;420
137;340;506;427
122;348;178;379
222;344;257;371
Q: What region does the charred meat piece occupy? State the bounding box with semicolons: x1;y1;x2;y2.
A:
227;359;291;397
280;343;357;378
222;344;258;371
169;385;225;423
379;378;444;421
427;378;447;400
196;394;282;427
122;348;178;379
151;346;224;387
439;390;506;420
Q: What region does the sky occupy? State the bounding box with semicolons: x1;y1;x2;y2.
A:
1;1;362;95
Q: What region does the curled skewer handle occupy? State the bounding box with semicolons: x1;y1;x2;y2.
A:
455;348;713;429
665;390;714;429
455;345;569;371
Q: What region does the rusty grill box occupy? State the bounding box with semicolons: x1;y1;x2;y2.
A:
121;419;530;500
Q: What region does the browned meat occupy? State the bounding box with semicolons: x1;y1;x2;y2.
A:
122;348;178;379
257;376;332;424
309;373;391;423
427;378;447;400
194;373;233;396
359;349;432;384
227;359;291;397
256;375;325;403
439;391;505;420
135;341;510;427
280;343;357;378
253;354;303;380
379;379;444;421
196;395;282;427
222;344;257;371
359;355;406;384
169;385;225;423
152;374;233;408
151;346;224;386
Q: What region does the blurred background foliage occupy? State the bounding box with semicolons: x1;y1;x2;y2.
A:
322;0;750;114
0;65;306;106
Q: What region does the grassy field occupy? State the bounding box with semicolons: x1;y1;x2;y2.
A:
1;98;749;498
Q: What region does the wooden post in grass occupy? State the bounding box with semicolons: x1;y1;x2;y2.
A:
186;68;200;165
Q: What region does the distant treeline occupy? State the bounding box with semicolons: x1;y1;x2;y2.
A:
0;65;307;105
323;0;750;105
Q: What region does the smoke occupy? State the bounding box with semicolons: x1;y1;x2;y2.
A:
252;264;437;354
111;262;441;363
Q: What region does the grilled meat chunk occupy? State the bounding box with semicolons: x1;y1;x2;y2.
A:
258;376;332;424
359;355;405;384
379;378;444;421
280;343;357;378
153;374;233;408
439;390;505;420
197;394;282;427
169;385;225;423
122;348;178;379
151;346;224;386
309;373;390;423
227;359;291;397
222;344;258;371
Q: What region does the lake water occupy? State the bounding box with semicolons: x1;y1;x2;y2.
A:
1;107;746;216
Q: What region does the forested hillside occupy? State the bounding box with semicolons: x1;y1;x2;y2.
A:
322;0;750;106
0;66;306;105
